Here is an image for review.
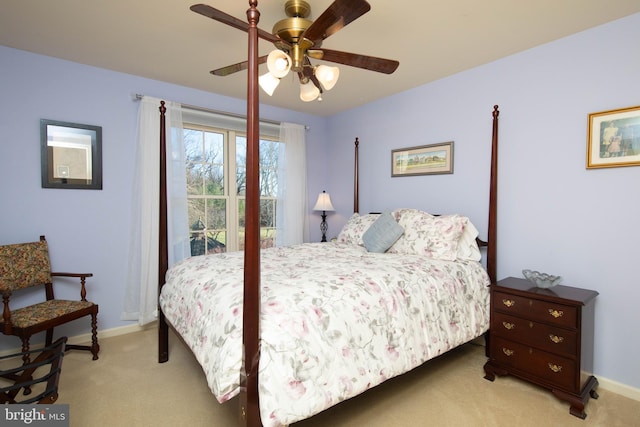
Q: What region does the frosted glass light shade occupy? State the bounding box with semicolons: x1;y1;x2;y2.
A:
266;50;292;78
259;72;280;96
299;81;320;102
315;65;340;90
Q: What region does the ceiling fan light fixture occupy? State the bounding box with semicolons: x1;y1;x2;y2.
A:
315;65;340;90
259;72;280;96
299;80;320;102
266;49;292;78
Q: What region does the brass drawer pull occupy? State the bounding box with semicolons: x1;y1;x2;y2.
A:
502;322;515;330
549;334;564;344
548;309;564;318
502;348;514;356
502;299;515;307
548;363;563;373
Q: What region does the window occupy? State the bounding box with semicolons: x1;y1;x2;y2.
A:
184;124;281;255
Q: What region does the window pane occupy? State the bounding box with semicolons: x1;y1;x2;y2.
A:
204;132;224;195
188;198;205;256
184;129;203;163
259;139;279;197
205;164;224;196
206;198;226;231
260;198;275;227
236;136;246;196
185;129;204;196
207;199;226;253
188;198;205;233
260;198;276;249
187;163;204;196
237;198;245;250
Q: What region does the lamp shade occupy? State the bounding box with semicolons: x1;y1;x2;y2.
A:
259;72;280;96
300;80;320;102
315;65;340;90
313;191;335;212
266;49;292;78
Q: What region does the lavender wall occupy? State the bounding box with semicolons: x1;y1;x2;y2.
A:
0;45;329;345
1;11;639;393
325;13;640;391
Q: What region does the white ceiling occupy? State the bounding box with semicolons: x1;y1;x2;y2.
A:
2;0;640;116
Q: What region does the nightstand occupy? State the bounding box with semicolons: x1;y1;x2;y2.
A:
483;277;599;419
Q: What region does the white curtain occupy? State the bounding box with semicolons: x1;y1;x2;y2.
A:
122;96;190;325
276;122;308;246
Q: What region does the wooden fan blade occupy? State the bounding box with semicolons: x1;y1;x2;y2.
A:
210;55;268;76
190;4;289;46
301;0;371;44
309;48;399;74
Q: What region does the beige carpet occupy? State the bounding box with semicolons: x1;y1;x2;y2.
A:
50;328;639;426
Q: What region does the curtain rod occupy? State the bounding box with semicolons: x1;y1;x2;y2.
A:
133;93;309;130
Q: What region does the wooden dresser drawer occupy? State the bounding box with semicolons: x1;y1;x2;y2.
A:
491;311;578;357
493;291;577;328
491;336;577;393
485;278;599;418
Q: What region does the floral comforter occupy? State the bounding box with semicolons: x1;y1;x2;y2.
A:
159;242;490;427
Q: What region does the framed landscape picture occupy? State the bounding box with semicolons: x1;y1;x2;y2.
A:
391;141;454;177
587;105;640;169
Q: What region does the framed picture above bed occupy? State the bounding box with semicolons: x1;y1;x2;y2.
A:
587;105;640;169
391;141;454;177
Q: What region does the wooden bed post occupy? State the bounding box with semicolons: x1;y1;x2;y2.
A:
354;137;359;214
241;1;261;426
158;101;169;363
486;105;499;284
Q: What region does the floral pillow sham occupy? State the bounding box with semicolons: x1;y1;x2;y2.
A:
337;209;482;262
387;209;466;261
336;213;380;246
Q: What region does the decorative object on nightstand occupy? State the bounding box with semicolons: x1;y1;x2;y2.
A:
522;269;563;288
313;190;334;242
483;277;599;419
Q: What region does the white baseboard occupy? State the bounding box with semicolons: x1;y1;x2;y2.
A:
0;322;155;358
597;376;640;401
3;324;639;403
467;336;640;401
67;321;156;344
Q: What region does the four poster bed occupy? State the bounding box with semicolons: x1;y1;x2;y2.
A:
156;3;499;427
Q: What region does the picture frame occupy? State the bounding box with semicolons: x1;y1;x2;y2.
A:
587;105;640;169
40;119;103;189
391;141;454;177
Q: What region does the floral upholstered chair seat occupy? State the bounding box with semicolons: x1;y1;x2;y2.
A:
0;236;99;365
8;300;96;329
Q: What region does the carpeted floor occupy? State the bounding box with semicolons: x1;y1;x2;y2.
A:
50;328;639;426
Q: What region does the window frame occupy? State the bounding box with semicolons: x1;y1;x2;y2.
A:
184;122;281;254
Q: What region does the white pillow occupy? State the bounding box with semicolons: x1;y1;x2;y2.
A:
336;213;380;246
388;209;481;261
456;218;482;261
388;209;465;261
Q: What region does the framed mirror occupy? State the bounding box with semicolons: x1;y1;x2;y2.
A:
40;119;102;189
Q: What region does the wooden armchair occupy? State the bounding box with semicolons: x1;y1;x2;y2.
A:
0;336;67;404
0;236;99;365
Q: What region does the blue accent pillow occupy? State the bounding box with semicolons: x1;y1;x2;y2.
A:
362;212;405;253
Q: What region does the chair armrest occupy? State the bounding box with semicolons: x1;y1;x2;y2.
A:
50;272;94;302
51;272;93;278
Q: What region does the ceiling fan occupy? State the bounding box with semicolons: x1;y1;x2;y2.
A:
190;0;399;102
